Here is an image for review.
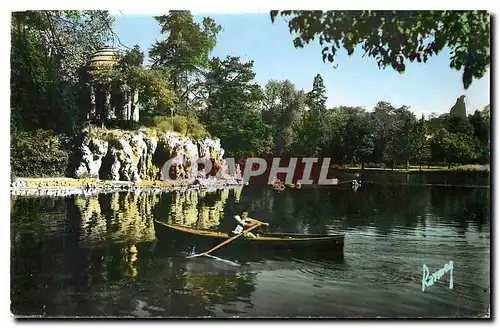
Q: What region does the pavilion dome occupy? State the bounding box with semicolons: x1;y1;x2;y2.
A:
88;47;120;74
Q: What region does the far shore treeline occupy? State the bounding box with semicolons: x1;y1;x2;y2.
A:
11;11;490;179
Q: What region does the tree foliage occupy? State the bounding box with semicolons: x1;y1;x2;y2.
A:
11;127;70;177
341;110;375;165
468;105;490;163
120;44;144;67
307;74;327;113
411;115;431;169
149;11;221;115
371;101;396;162
293;74;329;156
270;10;490;89
200;56;273;158
383;106;418;168
10;11;490;178
430;128;479;167
262;80;306;156
11;10;114;133
91;46;176;117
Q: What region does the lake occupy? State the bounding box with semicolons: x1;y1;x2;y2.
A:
10;171;491;317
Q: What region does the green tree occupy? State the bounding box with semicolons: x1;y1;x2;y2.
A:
425;113;449;133
383;106;417;169
469;107;490;146
371;101;397;163
307;74;327;113
468;105;490;163
445;115;475;135
293;74;329;156
201;56;273;158
270;10;490;89
430;128;479;168
340;110;375;167
120;44;144;67
316;108;344;160
149;11;221;115
261;80;306;156
11;10;114;133
412;115;431;170
482;104;490;121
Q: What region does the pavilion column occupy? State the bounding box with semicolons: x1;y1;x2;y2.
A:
88;84;96;121
122;84;131;121
122;91;129;121
104;92;113;121
131;89;140;122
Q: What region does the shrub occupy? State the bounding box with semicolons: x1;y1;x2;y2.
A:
150;115;208;140
11;128;70;178
87;125;107;140
88;126;125;143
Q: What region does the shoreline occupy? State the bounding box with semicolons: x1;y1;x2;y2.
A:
336;164;490;173
10;177;244;197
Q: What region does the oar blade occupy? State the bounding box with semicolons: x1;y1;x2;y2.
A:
205;254;240;267
185;253;240;266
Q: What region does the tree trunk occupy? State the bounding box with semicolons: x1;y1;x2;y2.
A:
406;160;409;171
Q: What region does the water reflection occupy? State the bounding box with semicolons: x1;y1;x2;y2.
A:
74;193;158;244
165;188;230;227
10;172;490;317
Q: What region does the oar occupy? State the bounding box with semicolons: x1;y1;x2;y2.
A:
187;222;264;259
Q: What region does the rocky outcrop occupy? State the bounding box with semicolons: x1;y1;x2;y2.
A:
70;128;241;184
74;138;108;179
450;95;467;118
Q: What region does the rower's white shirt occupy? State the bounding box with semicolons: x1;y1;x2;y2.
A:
233;225;244;234
234;215;246;224
233;215;246;234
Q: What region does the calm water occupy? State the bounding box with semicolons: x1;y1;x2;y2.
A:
11;172;491;317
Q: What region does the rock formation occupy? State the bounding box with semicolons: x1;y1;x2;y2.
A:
450;95;467;118
70;128;239;184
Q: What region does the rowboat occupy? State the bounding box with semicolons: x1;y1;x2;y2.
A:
154;221;345;257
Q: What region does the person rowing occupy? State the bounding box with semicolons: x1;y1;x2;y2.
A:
232;210;269;239
186;211;270;260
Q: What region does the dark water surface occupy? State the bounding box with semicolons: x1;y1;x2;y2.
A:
11;172;491;317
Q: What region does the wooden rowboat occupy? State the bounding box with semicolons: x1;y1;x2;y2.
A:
154;221;345;256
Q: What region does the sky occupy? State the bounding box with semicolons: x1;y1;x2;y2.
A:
111;12;490;117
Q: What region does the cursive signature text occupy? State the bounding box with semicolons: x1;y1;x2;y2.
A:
422;260;454;292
